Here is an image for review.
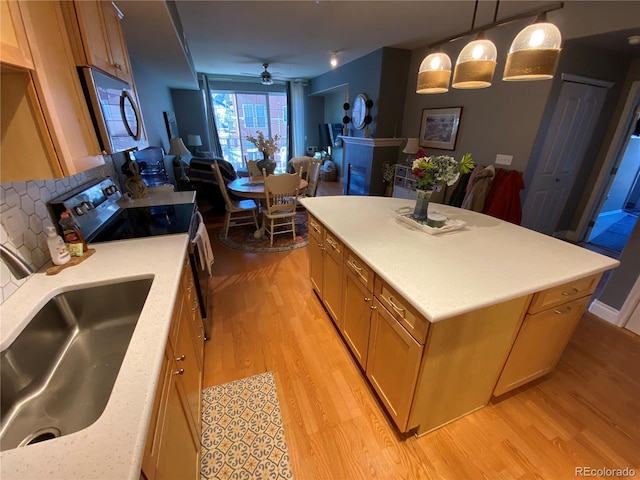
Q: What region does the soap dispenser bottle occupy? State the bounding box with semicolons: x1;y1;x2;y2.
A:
46;226;70;265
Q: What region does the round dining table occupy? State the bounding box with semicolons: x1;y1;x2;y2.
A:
227;175;308;238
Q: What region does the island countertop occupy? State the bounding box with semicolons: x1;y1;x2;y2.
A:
300;196;619;322
0;234;189;480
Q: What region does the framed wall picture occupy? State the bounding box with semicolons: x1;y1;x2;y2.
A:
418;107;462;151
163;111;178;141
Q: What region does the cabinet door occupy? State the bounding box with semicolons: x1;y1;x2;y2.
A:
175;302;203;439
0;0;33;69
322;247;343;328
308;235;323;296
100;0;133;83
366;299;423;432
494;295;589;396
155;368;200;480
141;348;171;480
71;1;114;76
342;269;372;369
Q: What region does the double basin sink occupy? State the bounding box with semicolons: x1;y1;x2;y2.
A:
0;277;153;451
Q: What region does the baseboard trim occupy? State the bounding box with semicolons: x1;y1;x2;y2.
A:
588;300;620;325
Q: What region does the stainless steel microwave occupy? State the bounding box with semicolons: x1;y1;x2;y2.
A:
80;67;147;154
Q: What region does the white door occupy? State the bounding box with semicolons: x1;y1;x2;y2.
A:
522;80;609;235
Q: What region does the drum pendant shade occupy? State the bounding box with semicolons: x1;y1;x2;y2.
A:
503;16;562;81
417;52;452;94
452;33;497;89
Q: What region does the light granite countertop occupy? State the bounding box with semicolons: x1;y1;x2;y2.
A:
0;234;189;480
300;196;620;322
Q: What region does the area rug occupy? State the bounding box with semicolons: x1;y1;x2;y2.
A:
216;212;308;253
200;372;294;480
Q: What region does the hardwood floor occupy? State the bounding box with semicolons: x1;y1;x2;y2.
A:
200;205;639;480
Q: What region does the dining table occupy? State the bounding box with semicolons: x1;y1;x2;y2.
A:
227;175;308;238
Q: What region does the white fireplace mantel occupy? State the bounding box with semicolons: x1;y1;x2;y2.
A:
339;136;406;148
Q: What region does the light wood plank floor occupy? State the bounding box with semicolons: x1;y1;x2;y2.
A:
201;211;640;480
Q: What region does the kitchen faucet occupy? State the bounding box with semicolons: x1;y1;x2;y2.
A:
0;244;35;279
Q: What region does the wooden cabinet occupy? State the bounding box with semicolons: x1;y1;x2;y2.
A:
63;0;133;84
308;214;343;328
494;274;601;396
367;298;423;431
142;255;203;480
341;251;373;369
181;257;205;370
0;0;33;69
1;0;103;182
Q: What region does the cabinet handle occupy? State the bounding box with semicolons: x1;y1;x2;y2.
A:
561;288;579;297
192;300;198;311
173;368;185;376
554;306;572;315
370;305;377;310
388;296;405;315
326;237;338;250
349;261;362;272
364;297;370;302
176;354;185;361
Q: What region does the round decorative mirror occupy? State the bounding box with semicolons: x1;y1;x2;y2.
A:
351;94;368;130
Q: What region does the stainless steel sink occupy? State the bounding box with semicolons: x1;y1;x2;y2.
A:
0;277;153;451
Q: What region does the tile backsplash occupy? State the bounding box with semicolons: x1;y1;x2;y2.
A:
0;160;119;304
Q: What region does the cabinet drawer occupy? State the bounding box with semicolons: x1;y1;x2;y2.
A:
528;273;601;314
345;248;373;291
374;277;429;344
494;295;589;396
324;229;344;262
308;214;323;240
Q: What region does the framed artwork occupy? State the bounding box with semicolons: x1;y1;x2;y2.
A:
163;111;178;140
418;107;462;151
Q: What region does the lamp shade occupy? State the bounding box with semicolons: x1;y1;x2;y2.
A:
187;134;202;147
452;33;497;89
417;52;452;94
503;17;562;81
168;137;190;156
402;138;420;155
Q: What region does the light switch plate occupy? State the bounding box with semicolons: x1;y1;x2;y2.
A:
495;154;513;166
1;206;27;244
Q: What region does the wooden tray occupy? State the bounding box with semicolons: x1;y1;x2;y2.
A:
46;248;96;275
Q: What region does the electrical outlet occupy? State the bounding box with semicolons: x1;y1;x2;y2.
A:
495;154;513;166
1;206;27;244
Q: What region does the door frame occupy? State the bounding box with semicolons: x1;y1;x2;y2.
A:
567;81;640;242
618;274;640;329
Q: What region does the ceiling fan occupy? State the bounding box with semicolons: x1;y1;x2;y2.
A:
260;63;274;85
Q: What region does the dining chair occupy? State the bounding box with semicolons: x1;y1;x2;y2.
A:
304;160;322;197
263;170;302;246
211;161;259;238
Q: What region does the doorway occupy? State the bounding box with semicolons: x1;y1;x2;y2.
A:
586;123;640;254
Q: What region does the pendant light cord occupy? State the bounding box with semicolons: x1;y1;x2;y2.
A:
470;0;479;30
493;1;500;23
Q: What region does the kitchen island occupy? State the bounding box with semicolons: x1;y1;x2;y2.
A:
300;196;619;435
0;234;190;480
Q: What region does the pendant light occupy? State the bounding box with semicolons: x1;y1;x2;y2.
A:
503;12;562;81
452;0;497;89
452;31;497;89
416;51;452;94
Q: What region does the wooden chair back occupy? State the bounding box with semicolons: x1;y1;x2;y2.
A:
246;160;261;178
211;161;233;206
263;171;302;215
306;160;322;197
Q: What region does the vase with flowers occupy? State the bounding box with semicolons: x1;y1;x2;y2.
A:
246;130;281;176
411;153;474;221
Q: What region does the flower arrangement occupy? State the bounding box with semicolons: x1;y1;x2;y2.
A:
246;131;281;157
412;153;474;191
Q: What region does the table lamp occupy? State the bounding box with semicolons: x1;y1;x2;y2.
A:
169;137;191;183
187;134;202;156
402;138;420;165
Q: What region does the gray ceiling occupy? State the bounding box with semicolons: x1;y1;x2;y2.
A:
118;1;640;90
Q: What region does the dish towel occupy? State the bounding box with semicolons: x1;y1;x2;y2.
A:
192;221;214;276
